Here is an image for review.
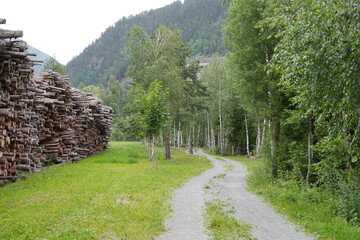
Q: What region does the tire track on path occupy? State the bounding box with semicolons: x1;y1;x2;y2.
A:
157;149;314;240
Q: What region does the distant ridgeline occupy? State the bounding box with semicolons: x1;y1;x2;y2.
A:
66;0;226;87
0;19;114;186
28;45;50;71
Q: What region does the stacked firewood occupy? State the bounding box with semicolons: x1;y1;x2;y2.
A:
0;19;113;186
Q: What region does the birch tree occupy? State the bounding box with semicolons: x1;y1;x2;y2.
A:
133;80;169;168
127;25;194;159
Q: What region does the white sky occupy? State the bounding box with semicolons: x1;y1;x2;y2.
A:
1;0;182;64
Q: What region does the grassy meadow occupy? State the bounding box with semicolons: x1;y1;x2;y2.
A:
0;142;211;240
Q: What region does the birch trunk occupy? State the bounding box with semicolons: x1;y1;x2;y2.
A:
207;113;211;149
261;119;266;150
256;119;261;157
244;112;250;156
219;98;223;155
173;121;177;147
188;124;193;155
151;137;157;169
148;136;152;161
306;116;314;185
211;123;216;151
177;122;181;148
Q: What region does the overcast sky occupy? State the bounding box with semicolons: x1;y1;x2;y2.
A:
1;0;182;64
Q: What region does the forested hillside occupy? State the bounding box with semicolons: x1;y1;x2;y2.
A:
28;45;50;70
66;0;226;87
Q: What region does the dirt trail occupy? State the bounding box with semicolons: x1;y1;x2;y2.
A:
156;149;314;240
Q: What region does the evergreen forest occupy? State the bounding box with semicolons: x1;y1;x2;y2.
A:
64;0;359;227
65;0;226;87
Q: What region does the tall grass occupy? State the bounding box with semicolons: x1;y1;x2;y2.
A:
224;155;360;240
0;142;211;239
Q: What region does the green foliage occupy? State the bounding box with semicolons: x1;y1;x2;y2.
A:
133;80;169;139
0;142;212;239
265;0;360;221
126;24;187;98
126;23;205;156
222;0;360;225
43;56;67;75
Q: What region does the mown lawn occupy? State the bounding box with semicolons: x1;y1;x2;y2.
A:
218;154;360;240
0;142;211;240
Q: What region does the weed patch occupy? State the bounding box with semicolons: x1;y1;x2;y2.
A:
205;199;253;240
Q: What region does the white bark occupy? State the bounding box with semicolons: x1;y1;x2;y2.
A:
219;94;223;154
261;119;267;149
211;122;216;151
256;119;261;157
244;112;250;156
173;121;176;147
177;122;181;148
207;113;211;149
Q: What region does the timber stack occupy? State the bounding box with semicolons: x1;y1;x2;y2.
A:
0;19;113;186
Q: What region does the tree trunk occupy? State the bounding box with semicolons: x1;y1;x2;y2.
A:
187;124;191;148
188;125;193;155
244;112;250;156
256;119;261;157
165;127;171;160
261;119;266;152
219;99;224;155
151;137;157;169
207;113;211;149
306;116;314;185
148;136;152;161
211;123;216;151
177;122;181;148
180;129;183;147
173;121;177;147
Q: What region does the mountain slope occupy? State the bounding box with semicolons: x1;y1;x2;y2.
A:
28;45;50;70
66;0;226;87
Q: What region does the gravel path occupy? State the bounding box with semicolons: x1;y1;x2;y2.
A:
156;149;314;240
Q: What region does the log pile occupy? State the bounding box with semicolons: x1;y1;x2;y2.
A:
0;19;113;186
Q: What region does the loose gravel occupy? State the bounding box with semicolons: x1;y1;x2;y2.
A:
156;149;314;240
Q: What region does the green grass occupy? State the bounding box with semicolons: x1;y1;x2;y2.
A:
0;142;211;240
210;153;360;240
205;199;253;240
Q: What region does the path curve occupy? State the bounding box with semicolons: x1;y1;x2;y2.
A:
157;149;314;240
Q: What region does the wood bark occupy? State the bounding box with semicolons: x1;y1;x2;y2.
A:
244;112;250;156
165;127;171;160
177;122;181;148
0;30;23;38
306;116;314;185
0;23;114;185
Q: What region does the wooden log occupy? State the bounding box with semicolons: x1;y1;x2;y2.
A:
0;19;6;24
0;50;36;58
0;25;113;186
0;108;12;117
0;30;23;39
16;164;33;171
